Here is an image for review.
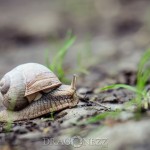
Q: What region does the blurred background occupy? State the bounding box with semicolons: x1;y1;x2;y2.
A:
1;1;150;149
0;0;150;80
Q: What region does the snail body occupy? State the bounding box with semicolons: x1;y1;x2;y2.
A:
0;63;79;122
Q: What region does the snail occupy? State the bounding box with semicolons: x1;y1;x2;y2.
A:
0;63;79;122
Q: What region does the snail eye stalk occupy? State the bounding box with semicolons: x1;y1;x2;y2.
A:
71;74;77;90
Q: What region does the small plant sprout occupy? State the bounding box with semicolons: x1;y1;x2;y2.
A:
45;32;76;83
100;49;150;111
84;49;150;124
45;32;97;84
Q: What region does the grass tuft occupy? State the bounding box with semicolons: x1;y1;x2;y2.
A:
85;48;150;124
101;49;150;109
45;31;76;83
45;32;96;83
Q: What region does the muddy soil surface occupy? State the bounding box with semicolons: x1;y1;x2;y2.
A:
0;69;150;150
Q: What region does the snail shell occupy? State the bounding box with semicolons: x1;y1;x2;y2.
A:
0;63;61;111
0;63;61;110
0;63;79;122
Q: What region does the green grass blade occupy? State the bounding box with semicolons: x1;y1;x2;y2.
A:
137;49;150;90
47;34;76;82
135;49;150;106
138;49;150;72
86;111;121;124
100;84;143;96
51;35;76;66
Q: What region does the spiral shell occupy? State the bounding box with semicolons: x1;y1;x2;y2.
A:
0;63;61;110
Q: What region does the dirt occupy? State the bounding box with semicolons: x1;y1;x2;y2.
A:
0;69;149;150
